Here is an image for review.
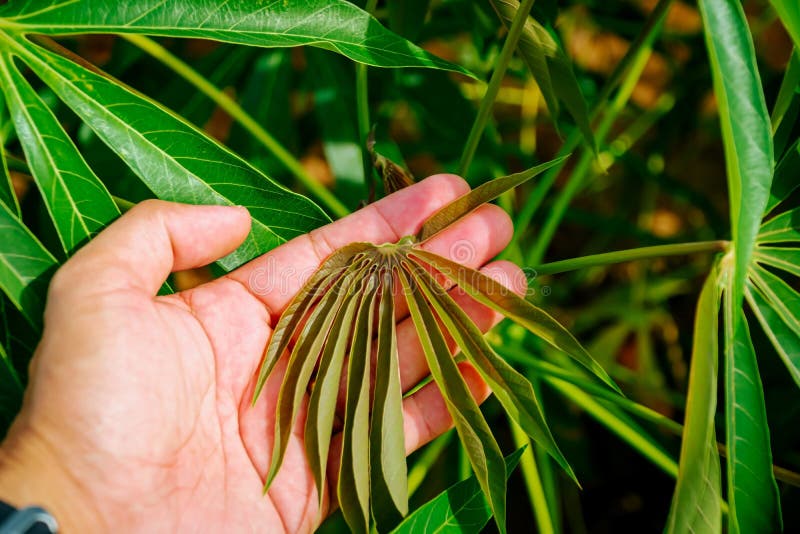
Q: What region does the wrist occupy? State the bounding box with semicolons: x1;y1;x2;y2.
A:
0;421;103;532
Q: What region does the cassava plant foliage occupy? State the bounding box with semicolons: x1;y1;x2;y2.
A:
0;0;799;532
252;159;618;533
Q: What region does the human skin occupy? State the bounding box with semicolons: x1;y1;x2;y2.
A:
0;174;524;532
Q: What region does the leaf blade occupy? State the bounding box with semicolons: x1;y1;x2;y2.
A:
417;157;567;242
0;0;471;76
0;51;119;255
412;249;618;393
664;272;722;534
723;294;782;534
11;35;329;271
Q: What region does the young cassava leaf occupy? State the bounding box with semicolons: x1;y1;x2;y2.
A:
252;159;607;533
367;129;415;196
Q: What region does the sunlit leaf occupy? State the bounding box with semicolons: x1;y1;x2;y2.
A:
399;267;508;533
406;260;575;484
412;249;618;393
339;272;380;534
746;282;800;388
370;269;408;528
758;206;800;244
9;35;329;271
723;292;782;533
748;264;800;339
0;91;19;215
489;0;595;150
699;0;773;316
665;271;722;534
754;246;800;278
417;157;566;242
0;0;471;75
0;51;118;255
390;447;526;534
0;200;57;331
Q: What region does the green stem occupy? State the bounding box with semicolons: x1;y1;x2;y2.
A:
509;419;556;534
458;0;536;176
507;0;674;257
527;24;663;265
123;35;349;219
533;241;728;275
357;0;378;201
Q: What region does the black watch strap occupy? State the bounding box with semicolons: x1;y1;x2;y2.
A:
0;501;57;533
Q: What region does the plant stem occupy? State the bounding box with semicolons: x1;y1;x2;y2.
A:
533;240;728;275
527;22;664;265
507;0;674;257
123;35;349;218
458;0;536;176
357;0;378;202
509;419;556;534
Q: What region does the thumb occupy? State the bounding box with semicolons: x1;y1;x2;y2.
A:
50;200;251;298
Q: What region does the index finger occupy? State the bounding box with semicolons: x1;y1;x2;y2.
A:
226;174;469;320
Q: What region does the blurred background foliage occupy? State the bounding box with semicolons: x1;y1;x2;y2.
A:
1;0;799;532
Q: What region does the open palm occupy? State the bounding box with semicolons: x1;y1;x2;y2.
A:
0;175;522;533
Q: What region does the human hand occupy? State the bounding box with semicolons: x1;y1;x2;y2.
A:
0;175;522;532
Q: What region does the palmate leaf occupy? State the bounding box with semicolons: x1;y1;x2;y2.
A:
764;137;800;217
665;271;722;534
390;447;526;534
0;51;119;255
0;0;470;76
4;35;329;271
252;160;601;533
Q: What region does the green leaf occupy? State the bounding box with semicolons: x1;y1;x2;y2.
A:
489;0;595;150
406;259;575;485
0;0;471;76
417;157;567;242
0;200;57;331
339;272;380;534
699;0;773;315
745;281;800;389
754;246;800;278
10;35;329;271
266;263;366;488
748;264;800;340
412;249;618;394
723;295;782;534
765;138;800;216
253;243;372;400
304;272;364;507
0;52;118;255
0;91;19;215
0;341;22;437
771;50;799;138
390;447;526;534
399;268;508;534
770;1;800;50
758;206;800;244
369;268;408;527
665;272;722;534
